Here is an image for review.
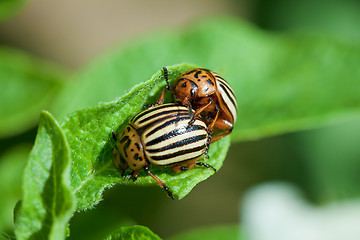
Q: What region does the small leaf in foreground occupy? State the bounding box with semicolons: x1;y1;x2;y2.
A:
104;225;161;240
14;111;75;240
60;63;230;211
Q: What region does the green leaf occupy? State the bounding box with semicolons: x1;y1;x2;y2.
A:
0;47;65;138
0;0;27;21
0;144;29;233
168;224;240;240
14;111;75;240
61;63;229;211
104;225;161;240
52;17;360;142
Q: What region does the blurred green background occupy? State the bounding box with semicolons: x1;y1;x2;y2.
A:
1;0;360;239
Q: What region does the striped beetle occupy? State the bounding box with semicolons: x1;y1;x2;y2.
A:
112;103;215;199
156;67;237;143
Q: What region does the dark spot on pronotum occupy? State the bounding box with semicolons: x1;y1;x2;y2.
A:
197;79;200;81
134;153;139;160
202;75;207;78
205;87;209;92
133;164;137;167
127;127;131;132
185;69;197;75
194;71;202;78
206;79;214;85
181;82;186;87
130;149;134;152
189;80;197;88
139;157;143;161
132;134;135;137
135;143;140;151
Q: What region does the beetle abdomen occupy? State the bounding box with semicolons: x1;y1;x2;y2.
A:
131;104;209;166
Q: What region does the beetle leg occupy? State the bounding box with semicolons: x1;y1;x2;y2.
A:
187;104;193;119
126;170;141;182
210;131;232;143
210;118;233;143
196;162;216;172
125;170;134;180
143;166;174;200
207;105;220;134
204;132;211;159
188;99;213;127
143;87;167;109
171;160;197;172
180;166;188;171
156;87;166;105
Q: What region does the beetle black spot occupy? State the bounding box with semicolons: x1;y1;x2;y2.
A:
127;127;131;132
181;82;187;87
194;71;202;78
139;157;143;161
132;134;135;137
130;149;134;152
197;79;200;81
133;164;137;167
123;139;131;158
134;153;139;160
206;79;214;85
185;69;197;75
135;143;140;151
119;136;129;144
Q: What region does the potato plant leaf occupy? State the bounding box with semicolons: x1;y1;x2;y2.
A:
61;63;230;211
14;111;75;240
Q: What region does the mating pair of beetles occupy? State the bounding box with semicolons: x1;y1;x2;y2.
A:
112;67;237;199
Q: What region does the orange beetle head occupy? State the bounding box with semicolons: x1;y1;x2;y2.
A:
173;68;217;105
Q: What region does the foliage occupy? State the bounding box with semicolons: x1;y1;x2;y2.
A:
0;5;359;240
14;111;75;240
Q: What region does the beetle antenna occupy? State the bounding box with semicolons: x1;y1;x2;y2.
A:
163;67;172;91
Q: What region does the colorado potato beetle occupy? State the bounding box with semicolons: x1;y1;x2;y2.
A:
157;67;237;143
112;103;215;199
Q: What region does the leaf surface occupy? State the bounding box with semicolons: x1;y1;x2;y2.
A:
61;64;229;210
14;111;75;240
